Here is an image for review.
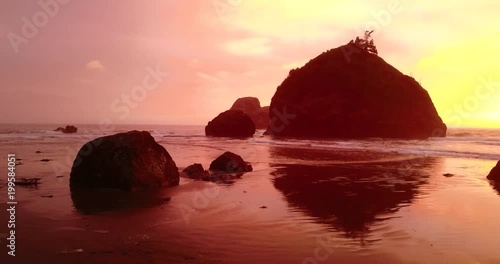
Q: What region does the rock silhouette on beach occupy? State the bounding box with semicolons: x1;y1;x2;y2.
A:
70;130;179;191
487;161;500;181
183;163;210;180
209;151;253;173
54;125;78;133
182;159;250;184
267;40;447;139
205;110;256;137
230;97;270;129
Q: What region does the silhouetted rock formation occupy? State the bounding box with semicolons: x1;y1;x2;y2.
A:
182;161;248;184
54;125;78;133
183;163;210;180
70;131;179;191
205;110;256;137
268;43;447;139
230;97;270;129
487;161;500;181
209;151;253;173
230;97;261;113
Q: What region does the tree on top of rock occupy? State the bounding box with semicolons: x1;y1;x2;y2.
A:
350;30;378;55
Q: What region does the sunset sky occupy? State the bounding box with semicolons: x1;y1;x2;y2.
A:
1;0;499;128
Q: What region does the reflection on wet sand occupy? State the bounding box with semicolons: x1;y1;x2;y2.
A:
270;147;440;241
489;181;500;196
71;188;171;214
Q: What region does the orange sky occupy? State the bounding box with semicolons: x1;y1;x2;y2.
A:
1;0;499;128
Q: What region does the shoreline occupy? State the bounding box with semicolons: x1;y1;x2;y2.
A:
1;131;500;263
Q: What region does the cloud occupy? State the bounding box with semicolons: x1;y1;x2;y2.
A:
85;60;106;72
224;1;368;41
282;60;308;70
244;71;257;77
197;72;219;82
224;37;272;56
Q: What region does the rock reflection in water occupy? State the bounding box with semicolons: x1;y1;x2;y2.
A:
490;181;500;196
270;147;437;239
71;188;171;214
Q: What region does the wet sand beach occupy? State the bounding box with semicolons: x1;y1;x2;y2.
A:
1;126;500;263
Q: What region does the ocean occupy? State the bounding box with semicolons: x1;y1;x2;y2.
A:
1;124;499;161
1;124;500;263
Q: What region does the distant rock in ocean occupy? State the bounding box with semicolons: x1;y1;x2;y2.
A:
267;42;447;139
70;131;179;191
54;125;78;133
230;97;270;129
487;161;500;181
205;110;256;137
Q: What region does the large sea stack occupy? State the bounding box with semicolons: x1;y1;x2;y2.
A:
230;97;270;129
487;161;500;181
267;42;447;139
70;131;179;191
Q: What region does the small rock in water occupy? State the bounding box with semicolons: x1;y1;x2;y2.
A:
56;175;64;178
60;248;84;254
443;173;454;177
40;159;51;162
41;195;54;198
36;151;42;153
15;178;41;186
260;206;267;209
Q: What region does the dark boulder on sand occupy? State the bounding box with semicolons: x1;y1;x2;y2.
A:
205;110;256;137
54;125;78;133
70;130;179;191
230;97;270;129
267;42;447;139
487;161;500;181
209;151;253;173
183;163;210;180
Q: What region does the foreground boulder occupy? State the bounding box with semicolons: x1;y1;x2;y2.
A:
230;97;270;129
268;42;447;139
209;151;253;173
54;125;78;133
205;110;256;137
487;161;500;181
70;131;179;191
